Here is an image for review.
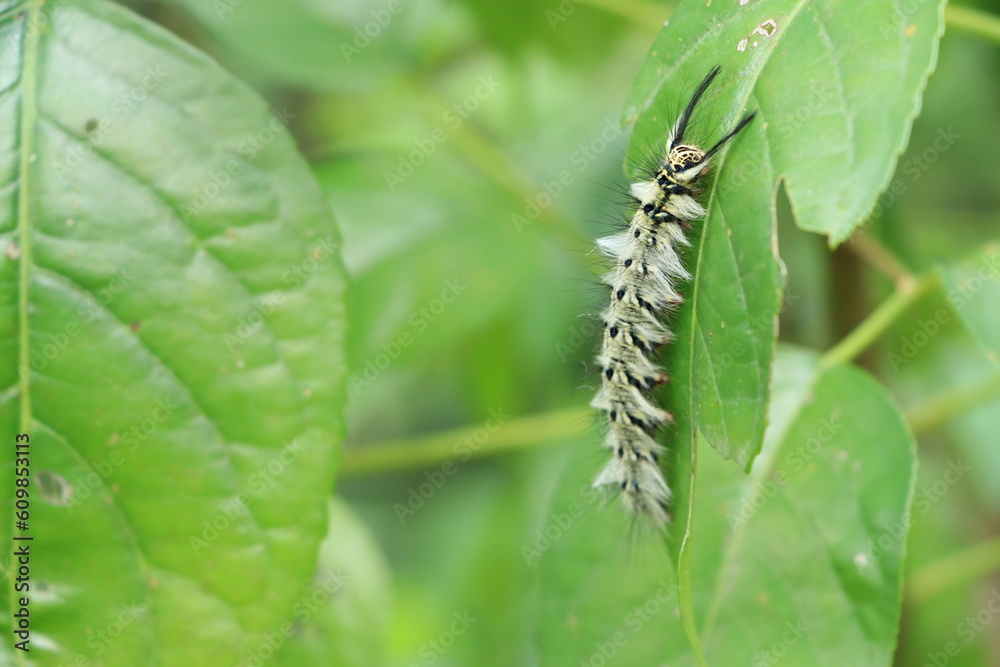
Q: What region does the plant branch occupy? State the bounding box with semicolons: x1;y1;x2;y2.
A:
907;536;1000;603
340;407;590;476
587;0;674;31
945;4;1000;44
412;82;586;250
907;373;1000;435
847;233;915;287
819;273;937;370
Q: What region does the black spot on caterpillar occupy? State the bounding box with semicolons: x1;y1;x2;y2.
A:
590;66;755;526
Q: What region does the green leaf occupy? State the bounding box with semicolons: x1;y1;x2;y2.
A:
938;241;1000;366
535;347;916;664
619;0;943;628
0;1;345;664
625;0;946;244
271;499;392;667
695;349;916;665
620;0;946;469
534;440;690;665
159;0;382;91
159;0;459;93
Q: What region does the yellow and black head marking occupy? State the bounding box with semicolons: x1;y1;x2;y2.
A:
590;66;755;527
666;145;706;175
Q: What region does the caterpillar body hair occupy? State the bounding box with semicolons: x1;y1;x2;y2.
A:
591;66;755;526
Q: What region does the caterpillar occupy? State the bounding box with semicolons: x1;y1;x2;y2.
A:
591;66;755;525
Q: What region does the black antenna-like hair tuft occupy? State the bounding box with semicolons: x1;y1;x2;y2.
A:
701;111;756;162
670;65;721;148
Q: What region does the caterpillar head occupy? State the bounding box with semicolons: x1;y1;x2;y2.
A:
667;144;708;184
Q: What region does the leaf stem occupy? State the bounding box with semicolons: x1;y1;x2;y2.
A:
339;407;589;476
847;233;915;286
907;373;1000;434
945;4;1000;44
339;364;1000;475
411;81;586;250
907;536;1000;603
818;273;937;370
587;0;673;32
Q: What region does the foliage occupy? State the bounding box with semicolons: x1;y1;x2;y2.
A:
1;0;999;665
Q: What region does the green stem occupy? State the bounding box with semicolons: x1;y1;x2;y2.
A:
848;233;915;286
907;536;1000;603
818;273;937;370
587;0;673;31
945;4;1000;44
412;82;585;250
907;373;1000;434
340;407;589;476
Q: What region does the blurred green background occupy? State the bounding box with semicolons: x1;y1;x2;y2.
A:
118;0;1000;664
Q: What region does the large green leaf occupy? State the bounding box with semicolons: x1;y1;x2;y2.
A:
621;0;945;463
617;0;943;628
536;347;916;665
696;351;915;664
0;1;345;664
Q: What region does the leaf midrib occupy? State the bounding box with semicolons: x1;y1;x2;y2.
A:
17;0;39;434
12;3;41;666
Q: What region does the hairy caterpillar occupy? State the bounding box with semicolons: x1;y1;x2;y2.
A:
592;66;755;525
